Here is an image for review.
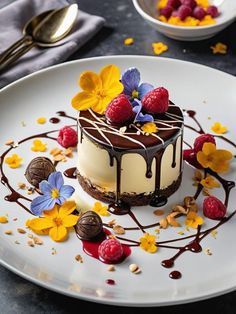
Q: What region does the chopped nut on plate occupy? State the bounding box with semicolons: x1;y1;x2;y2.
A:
113;225;125;235
129;263;141;274
17;228;26;234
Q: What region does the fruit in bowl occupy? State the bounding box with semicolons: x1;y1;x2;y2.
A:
158;0;220;26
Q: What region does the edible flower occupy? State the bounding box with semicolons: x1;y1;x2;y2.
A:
152;42;168;55
196;0;209;8
71;64;123;114
92;201;110;216
200;175;220;189
26;201;78;242
31;139;47;152
210;43;227;55
197;143;232;173
36;117;47;124
211;122;228;134
185;211;204;229
141;122;158;134
133;99;154;123
0;216;8;223
139;233;157;253
121;67;153;101
4;154;22;168
30;172;75;216
124;37;134;45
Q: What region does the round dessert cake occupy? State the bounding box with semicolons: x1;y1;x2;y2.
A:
72;64;184;208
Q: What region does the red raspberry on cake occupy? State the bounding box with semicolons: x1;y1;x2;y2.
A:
142;87;169;114
57;126;78;148
193;134;216;153
203;196;226;220
98;238;124;263
105;94;133;125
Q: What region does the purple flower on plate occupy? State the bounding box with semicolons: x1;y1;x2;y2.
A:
121;67;153;100
30;171;75;216
133;99;154;123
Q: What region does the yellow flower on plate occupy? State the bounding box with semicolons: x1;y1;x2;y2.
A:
211;122;228;134
92;201;110;216
71;64;124;114
152;42;168;55
210;43;227;55
185;211;204;229
4;154;22;168
26;201;78;242
200;175;220;189
124;37;134;45
139;233;157;253
31;139;47;152
141;122;158;133
197;142;232;173
0;216;8;223
36;117;47;124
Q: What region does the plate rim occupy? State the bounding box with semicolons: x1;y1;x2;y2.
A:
0;55;236;307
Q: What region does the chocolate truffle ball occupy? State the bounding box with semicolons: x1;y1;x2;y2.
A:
25;157;55;188
75;211;103;240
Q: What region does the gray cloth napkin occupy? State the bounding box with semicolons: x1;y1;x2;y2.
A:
0;0;105;88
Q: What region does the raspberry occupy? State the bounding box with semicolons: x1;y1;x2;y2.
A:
57;126;78;148
98;238;124;263
183;149;202;169
193;6;206;20
206;5;219;18
167;0;181;9
160;5;173;18
181;0;197;9
105;94;133;125
193;134;216;153
203;196;226;220
142;87;169;114
177;5;192;20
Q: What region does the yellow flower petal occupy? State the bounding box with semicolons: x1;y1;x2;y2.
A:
202;142;216;155
200;176;220;189
139;233;157;253
71;91;99;111
36;117;46;124
100;64;121;91
196;151;209;168
27;218;54;230
124;37;134;45
211;122;228;134
79;71;102;92
43;205;59;218
5;154;22;169
49;225;67;242
62;214;79;227
141;122;158;133
152;42;168;55
59;201;77;218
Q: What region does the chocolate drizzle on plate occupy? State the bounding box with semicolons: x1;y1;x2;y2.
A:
0;110;236;279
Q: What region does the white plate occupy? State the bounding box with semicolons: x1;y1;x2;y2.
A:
0;56;236;307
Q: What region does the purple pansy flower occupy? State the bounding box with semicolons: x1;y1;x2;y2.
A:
121;67;153;100
133;99;154;123
30;171;75;216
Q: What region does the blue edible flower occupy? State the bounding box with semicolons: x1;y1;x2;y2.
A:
133;99;154;123
121;67;153;100
30;171;75;216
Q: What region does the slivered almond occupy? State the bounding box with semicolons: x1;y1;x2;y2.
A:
159;218;168;229
113;225;125;235
153;209;164;216
33;237;43;245
17;228;26;234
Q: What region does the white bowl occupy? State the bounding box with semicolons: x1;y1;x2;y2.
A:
132;0;236;41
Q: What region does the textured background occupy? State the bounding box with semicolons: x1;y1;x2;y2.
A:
1;0;236;313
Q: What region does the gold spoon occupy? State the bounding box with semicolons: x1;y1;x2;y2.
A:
0;4;78;72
